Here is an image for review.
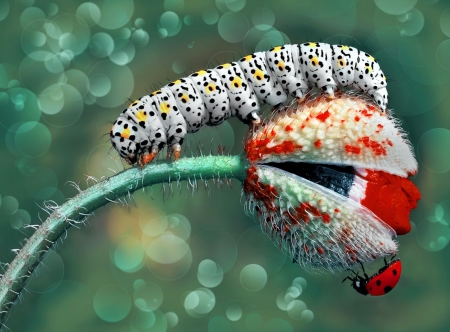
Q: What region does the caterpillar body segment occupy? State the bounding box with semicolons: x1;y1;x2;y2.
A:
299;42;337;96
213;62;261;122
188;69;232;126
354;52;387;108
265;44;309;99
331;44;360;87
166;78;207;133
330;44;387;108
110;42;388;167
149;87;188;161
238;52;287;106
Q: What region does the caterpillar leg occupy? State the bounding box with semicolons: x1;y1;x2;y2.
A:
139;146;160;168
247;111;261;126
369;87;388;111
322;84;337;99
294;88;309;105
124;154;137;165
167;143;181;161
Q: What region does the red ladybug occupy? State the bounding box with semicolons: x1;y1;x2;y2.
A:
342;258;402;296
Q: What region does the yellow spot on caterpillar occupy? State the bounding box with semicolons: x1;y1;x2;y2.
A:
221;63;231;68
244;55;253;61
341;45;349;51
172;79;181;85
121;128;130;139
368;55;375;61
205;83;216;93
181;93;189;102
253;69;264;81
382;74;386;81
277;61;285;71
309;42;317;47
365;65;373;73
136;111;147;122
231;76;242;88
160;102;170;113
338;59;346;67
272;46;282;52
151;90;161;96
129;99;139;107
311;56;319;66
196;70;207;76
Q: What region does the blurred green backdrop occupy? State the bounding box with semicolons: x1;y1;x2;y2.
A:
1;0;450;331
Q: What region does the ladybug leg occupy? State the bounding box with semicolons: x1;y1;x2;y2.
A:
345;268;358;276
358;260;370;280
342;276;354;284
384;257;388;266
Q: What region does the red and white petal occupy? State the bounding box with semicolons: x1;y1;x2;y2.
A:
244;165;398;272
245;92;417;178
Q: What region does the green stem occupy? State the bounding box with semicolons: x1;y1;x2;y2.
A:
0;154;248;326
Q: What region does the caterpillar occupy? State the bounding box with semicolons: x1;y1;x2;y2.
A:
110;42;388;167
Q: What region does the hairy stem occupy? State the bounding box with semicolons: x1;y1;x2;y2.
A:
0;154;248;326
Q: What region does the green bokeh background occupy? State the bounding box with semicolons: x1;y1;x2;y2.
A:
1;0;450;331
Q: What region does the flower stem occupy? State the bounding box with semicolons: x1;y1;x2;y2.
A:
0;154;248;326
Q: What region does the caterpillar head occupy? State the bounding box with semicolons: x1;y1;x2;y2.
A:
369;87;388;111
110;117;150;165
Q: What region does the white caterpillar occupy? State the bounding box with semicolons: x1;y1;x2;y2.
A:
110;42;388;166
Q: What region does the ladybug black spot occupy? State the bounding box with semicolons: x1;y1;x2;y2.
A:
384;286;393;294
376;280;381;286
393;269;397;276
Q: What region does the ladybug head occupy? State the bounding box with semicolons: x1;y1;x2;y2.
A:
342;273;369;296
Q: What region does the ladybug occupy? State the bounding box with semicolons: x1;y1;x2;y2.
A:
342;258;402;296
